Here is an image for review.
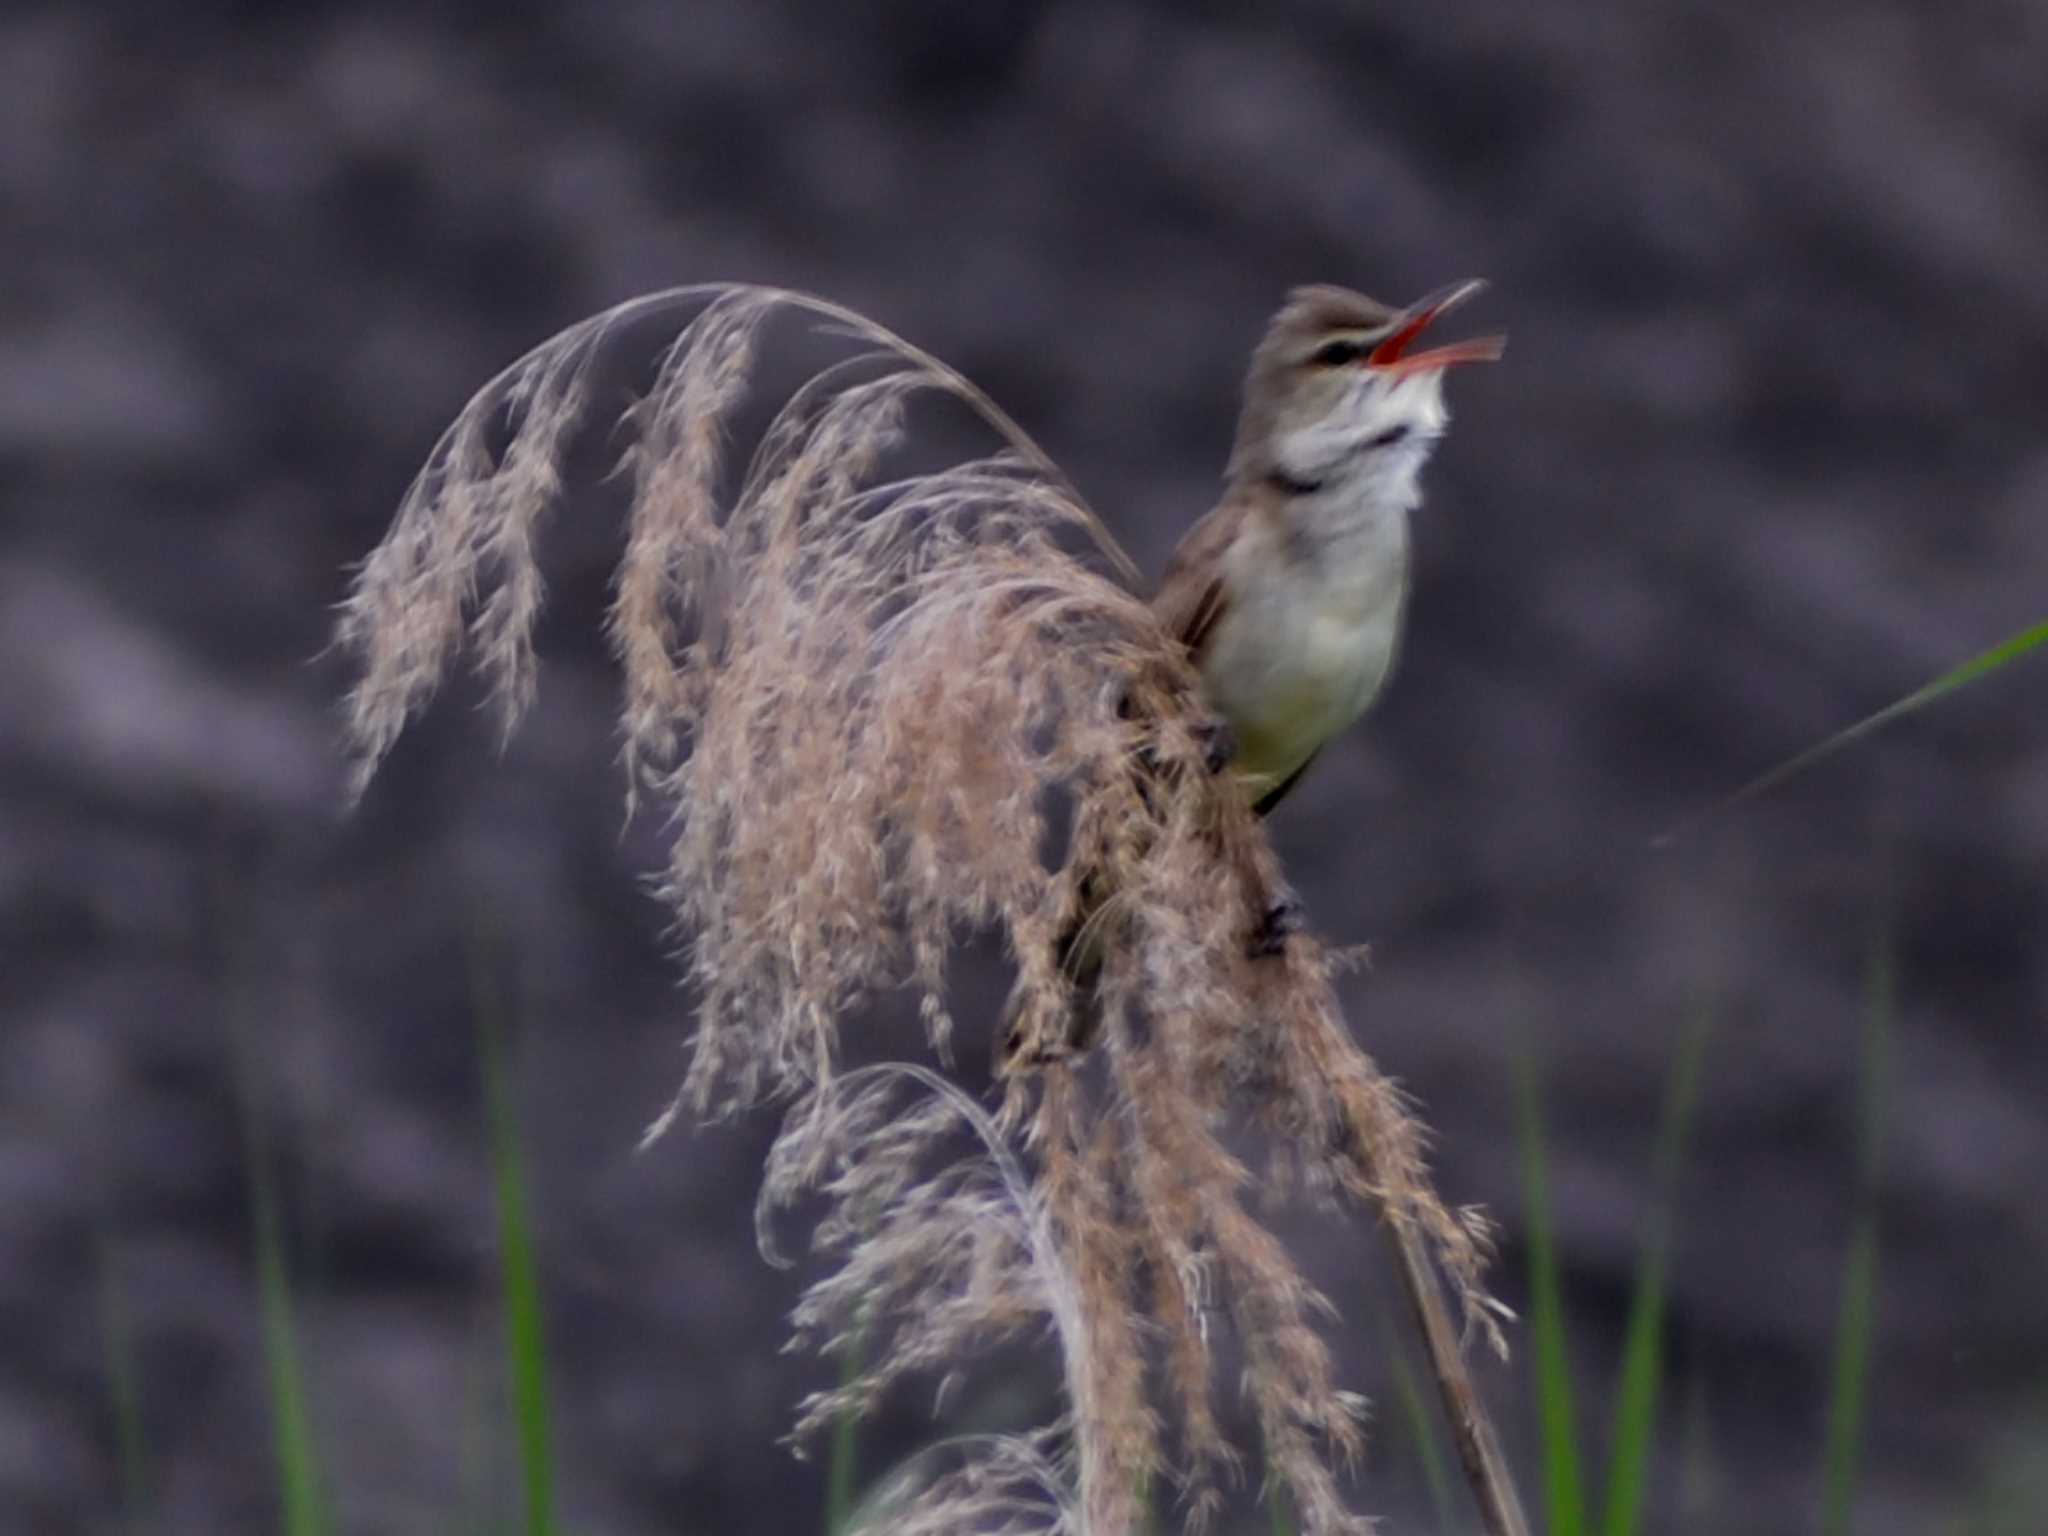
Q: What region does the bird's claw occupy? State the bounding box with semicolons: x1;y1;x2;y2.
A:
1249;891;1305;957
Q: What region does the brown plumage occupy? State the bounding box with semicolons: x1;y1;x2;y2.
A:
1001;280;1502;1070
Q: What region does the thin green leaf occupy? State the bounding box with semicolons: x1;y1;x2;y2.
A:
1600;997;1713;1536
1266;1482;1294;1536
823;1322;865;1535
1377;1309;1455;1531
472;936;560;1536
97;1230;150;1532
1819;871;1896;1536
230;1017;329;1536
1657;617;2048;846
1819;1226;1880;1536
1517;1050;1587;1536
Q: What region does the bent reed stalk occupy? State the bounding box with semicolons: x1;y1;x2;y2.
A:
335;283;1522;1535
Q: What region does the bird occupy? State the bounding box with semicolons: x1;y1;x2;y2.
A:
1000;279;1503;1071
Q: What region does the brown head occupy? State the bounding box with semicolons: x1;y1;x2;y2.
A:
1226;280;1504;489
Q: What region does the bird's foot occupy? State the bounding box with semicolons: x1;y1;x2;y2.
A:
1133;716;1235;779
1249;889;1306;957
1193;716;1237;775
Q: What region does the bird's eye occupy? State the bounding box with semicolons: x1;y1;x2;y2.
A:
1368;425;1411;448
1310;339;1366;367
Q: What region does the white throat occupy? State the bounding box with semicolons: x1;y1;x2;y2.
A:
1273;372;1447;563
1272;370;1448;504
1280;437;1431;560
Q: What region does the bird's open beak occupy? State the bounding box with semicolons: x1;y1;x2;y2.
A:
1368;279;1506;374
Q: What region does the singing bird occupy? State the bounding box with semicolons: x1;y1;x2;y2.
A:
1002;280;1503;1069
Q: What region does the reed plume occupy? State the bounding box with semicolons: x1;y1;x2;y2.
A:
335;284;1507;1533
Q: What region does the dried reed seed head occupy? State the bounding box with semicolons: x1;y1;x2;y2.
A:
335;284;1500;1534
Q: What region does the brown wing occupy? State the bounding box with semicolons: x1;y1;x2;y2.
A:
1150;499;1243;663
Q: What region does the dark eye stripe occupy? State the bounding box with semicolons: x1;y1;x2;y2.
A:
1310;338;1366;366
1368;425;1410;448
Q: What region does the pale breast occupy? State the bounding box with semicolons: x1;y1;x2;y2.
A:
1202;546;1409;797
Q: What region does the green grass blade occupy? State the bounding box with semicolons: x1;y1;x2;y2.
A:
1599;998;1713;1536
1657;617;2048;845
1597;1201;1670;1536
1376;1309;1455;1530
1265;1482;1293;1536
471;937;560;1536
1819;875;1896;1536
1517;1050;1587;1536
823;1325;865;1534
97;1230;150;1532
230;1020;329;1536
1820;1224;1880;1536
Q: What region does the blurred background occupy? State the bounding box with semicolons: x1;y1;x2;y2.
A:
4;1;2044;1531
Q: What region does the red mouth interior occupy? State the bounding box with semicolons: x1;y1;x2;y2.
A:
1367;307;1506;374
1376;334;1507;376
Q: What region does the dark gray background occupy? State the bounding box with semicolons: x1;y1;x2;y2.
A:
4;1;2044;1531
